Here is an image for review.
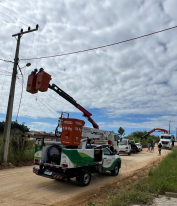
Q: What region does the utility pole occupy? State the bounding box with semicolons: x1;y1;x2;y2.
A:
1;25;38;162
169;120;175;134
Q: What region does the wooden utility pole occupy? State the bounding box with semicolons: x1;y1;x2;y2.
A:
1;25;38;162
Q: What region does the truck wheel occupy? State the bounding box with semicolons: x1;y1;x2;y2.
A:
128;152;131;156
78;171;91;187
111;163;119;176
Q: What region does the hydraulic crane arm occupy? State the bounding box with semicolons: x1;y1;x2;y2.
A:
141;128;168;139
49;84;99;129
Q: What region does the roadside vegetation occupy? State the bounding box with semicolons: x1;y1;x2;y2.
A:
89;148;177;206
0;121;34;165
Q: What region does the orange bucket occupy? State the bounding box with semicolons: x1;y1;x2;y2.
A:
61;118;85;146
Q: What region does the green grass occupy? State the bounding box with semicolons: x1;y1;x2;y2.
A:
90;148;177;206
0;135;34;165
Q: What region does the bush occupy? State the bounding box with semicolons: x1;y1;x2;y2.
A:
141;138;147;147
7;135;34;164
0;135;34;165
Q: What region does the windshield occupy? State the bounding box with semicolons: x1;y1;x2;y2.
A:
136;143;140;146
160;136;172;140
119;140;128;145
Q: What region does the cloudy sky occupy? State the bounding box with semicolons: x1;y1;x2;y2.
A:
0;0;177;137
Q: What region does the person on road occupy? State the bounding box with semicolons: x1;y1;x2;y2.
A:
172;136;175;148
147;141;151;152
158;141;162;156
151;141;154;152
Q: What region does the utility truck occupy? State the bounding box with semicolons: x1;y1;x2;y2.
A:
159;133;174;149
118;139;131;155
141;128;174;150
27;69;121;186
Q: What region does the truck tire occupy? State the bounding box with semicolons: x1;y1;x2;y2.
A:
111;163;119;176
77;171;91;187
128;152;131;156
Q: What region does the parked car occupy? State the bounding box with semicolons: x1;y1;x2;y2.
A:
129;140;139;153
135;142;142;151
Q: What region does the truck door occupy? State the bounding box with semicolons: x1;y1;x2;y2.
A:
102;148;115;172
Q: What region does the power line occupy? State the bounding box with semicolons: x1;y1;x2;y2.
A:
0;11;29;27
0;68;12;73
0;4;37;25
0;38;15;107
36;27;42;68
18;77;59;118
20;25;177;61
15;66;24;121
16;78;51;118
35;97;51;118
0;58;14;63
37;97;58;118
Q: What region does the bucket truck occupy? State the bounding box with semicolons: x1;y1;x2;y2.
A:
26;69;121;186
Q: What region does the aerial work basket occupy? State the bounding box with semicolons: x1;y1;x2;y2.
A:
26;73;38;94
26;69;52;93
36;71;51;92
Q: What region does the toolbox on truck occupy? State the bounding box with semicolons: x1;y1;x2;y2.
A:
61;118;85;146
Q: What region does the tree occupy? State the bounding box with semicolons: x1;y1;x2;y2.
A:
118;127;125;138
0;121;29;134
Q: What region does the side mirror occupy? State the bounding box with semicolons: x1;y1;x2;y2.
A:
111;152;116;155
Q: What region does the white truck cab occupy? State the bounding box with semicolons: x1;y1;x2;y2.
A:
159;133;173;149
118;139;131;155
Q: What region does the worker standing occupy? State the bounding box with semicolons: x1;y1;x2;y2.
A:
151;141;154;152
172;136;175;148
158;141;162;156
147;141;151;152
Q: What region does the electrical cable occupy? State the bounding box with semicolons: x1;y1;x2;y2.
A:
35;95;51;118
20;25;177;61
0;4;37;25
0;59;14;63
0;38;15;108
0;17;20;28
24;33;35;77
16;78;51;118
0;69;12;73
0;11;29;27
16;67;23;121
36;97;58;118
17;77;59;118
36;27;42;68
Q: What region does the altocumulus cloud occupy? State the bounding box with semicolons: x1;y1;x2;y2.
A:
0;0;177;132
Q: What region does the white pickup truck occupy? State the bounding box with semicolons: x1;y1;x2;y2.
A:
118;139;131;155
33;138;121;186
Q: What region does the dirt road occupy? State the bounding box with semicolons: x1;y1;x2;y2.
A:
0;147;171;206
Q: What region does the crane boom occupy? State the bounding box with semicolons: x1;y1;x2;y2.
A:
49;84;99;129
141;128;168;139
